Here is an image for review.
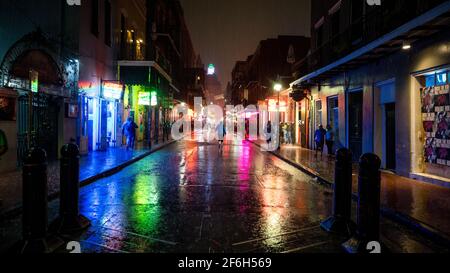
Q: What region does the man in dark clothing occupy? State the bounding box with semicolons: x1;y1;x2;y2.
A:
314;125;327;157
122;117;138;150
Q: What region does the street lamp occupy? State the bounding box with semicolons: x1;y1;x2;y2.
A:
274;83;283;92
402;41;411;50
274;83;283;112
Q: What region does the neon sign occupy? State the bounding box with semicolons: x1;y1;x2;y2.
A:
78;81;99;97
102;82;123;100
138;92;150;106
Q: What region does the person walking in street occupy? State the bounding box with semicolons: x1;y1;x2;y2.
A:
325;125;335;156
217;120;226;153
122;117;138;151
314;125;327;157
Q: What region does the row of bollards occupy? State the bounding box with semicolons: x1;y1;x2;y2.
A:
320;148;384;254
17;143;90;253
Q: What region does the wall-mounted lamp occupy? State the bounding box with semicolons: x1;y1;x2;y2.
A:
402;41;411;50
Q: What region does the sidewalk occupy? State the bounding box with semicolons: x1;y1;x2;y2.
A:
0;139;175;216
251;140;450;241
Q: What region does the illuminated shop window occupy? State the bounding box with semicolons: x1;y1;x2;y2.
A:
436;72;447;86
425;72;448;87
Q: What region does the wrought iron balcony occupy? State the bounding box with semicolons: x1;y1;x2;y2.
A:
306;0;448;74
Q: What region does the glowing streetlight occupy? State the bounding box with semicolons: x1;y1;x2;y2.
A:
274;83;283;92
207;64;215;75
273;83;283;114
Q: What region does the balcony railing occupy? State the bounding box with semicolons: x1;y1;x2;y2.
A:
119;42;146;61
305;0;447;74
118;43;173;75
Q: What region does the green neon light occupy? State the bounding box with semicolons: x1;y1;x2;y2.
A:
151;91;158;106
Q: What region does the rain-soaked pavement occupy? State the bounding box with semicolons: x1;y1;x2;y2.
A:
1;140;448;253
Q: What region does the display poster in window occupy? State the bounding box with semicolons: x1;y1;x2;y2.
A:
421;84;450;166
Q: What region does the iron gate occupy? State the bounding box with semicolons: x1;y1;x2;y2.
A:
17;92;59;165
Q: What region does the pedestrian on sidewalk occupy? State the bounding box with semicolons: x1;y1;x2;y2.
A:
325;125;335;156
314;125;326;157
287;123;293;144
122;117;138;151
282;123;288;144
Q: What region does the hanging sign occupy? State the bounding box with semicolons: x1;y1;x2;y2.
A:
30;70;39;93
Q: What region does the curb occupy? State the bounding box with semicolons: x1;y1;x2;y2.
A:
250;140;450;249
0;140;177;220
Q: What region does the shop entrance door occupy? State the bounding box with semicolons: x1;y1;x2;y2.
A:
105;100;117;147
385;103;396;171
347;91;363;162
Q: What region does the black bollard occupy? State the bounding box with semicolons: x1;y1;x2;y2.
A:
20;147;49;253
14;147;64;253
320;148;355;237
50;143;90;235
342;153;383;253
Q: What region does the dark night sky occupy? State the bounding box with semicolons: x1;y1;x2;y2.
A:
180;0;311;92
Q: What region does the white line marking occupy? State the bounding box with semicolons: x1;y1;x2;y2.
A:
81;240;130;253
232;225;320;246
281;241;329;253
99;226;178;246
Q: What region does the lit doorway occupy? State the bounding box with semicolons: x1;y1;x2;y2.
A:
375;80;396;171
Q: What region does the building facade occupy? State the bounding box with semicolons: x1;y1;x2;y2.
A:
0;0;202;174
78;0;120;154
291;0;450;185
117;0;203;145
0;0;80;173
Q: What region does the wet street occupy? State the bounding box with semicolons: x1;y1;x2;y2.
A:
1;139;447;253
69;139;338;253
53;139;443;253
